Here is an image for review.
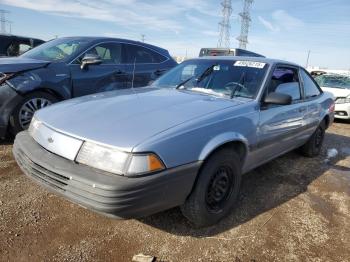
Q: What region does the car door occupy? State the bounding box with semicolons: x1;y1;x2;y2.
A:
255;65;307;164
69;42;128;97
122;43;169;88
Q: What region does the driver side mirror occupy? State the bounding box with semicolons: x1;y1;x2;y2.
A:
264;92;292;105
80;53;102;70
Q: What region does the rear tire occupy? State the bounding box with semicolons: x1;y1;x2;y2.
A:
299;121;325;157
181;148;242;227
10;91;57;135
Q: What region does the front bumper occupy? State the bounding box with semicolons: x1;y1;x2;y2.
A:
0;83;22;137
13;131;201;218
334;103;350;119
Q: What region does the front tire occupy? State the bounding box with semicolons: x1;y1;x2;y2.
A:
10;92;57;135
299;121;325;157
181;148;242;227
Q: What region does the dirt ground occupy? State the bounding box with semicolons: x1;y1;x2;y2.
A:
0;121;349;262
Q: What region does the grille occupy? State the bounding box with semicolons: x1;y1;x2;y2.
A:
15;148;69;192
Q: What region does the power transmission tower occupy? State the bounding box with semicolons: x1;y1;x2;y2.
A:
141;34;145;43
0;9;10;34
217;0;232;48
237;0;253;49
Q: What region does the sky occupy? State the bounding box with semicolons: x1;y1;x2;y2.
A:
0;0;349;69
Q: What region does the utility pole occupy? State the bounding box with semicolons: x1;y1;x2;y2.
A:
217;0;232;48
237;0;254;50
305;50;311;68
0;9;10;34
141;34;145;43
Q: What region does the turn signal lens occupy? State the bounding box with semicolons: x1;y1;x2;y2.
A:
127;154;165;175
148;154;164;171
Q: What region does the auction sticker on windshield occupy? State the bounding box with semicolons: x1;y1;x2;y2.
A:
234;61;266;69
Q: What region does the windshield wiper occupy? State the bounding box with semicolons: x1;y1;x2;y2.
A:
196;64;216;83
176;76;195;89
176;64;217;89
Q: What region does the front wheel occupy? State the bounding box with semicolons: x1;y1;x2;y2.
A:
181;149;242;227
10;92;58;135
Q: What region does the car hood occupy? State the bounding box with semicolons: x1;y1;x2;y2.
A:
0;57;50;73
35;88;244;151
321;86;350;98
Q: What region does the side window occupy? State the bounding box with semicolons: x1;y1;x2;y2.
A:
19;43;32;55
84;43;122;64
267;66;301;101
300;69;321;98
124;44;166;64
181;64;197;81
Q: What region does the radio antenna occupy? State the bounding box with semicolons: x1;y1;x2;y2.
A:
131;57;136;89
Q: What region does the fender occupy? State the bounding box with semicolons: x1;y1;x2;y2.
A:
7;65;72;99
198;131;249;161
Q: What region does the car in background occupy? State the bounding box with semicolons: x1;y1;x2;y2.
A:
313;73;350;120
13;57;334;227
199;48;264;58
0;34;45;57
0;36;177;137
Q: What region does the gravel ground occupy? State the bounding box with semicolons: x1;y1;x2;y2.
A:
0;121;349;262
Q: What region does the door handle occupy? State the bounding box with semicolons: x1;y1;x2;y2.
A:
299;107;307;113
115;70;126;74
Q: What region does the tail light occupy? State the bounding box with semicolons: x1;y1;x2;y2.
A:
329;101;335;113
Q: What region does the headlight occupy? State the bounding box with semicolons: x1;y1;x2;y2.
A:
28;116;42;137
76;141;165;176
335;96;350;104
0;73;14;85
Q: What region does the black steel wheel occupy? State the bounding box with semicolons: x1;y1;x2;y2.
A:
299;121;326;157
181;148;242;227
205;166;234;213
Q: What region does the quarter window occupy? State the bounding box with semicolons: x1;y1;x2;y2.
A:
267;67;301;101
19;43;31;55
125;44;166;64
300;69;321;98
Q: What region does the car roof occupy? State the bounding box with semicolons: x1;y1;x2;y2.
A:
56;36;169;56
194;55;300;67
0;34;44;43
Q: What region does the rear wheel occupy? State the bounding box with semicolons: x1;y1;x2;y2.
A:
299;121;325;157
181;148;242;227
10;92;57;135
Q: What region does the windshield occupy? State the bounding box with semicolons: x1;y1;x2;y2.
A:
21;38;90;62
152;59;269;98
315;74;350;89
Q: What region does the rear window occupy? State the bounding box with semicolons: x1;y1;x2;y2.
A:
315;74;350;90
